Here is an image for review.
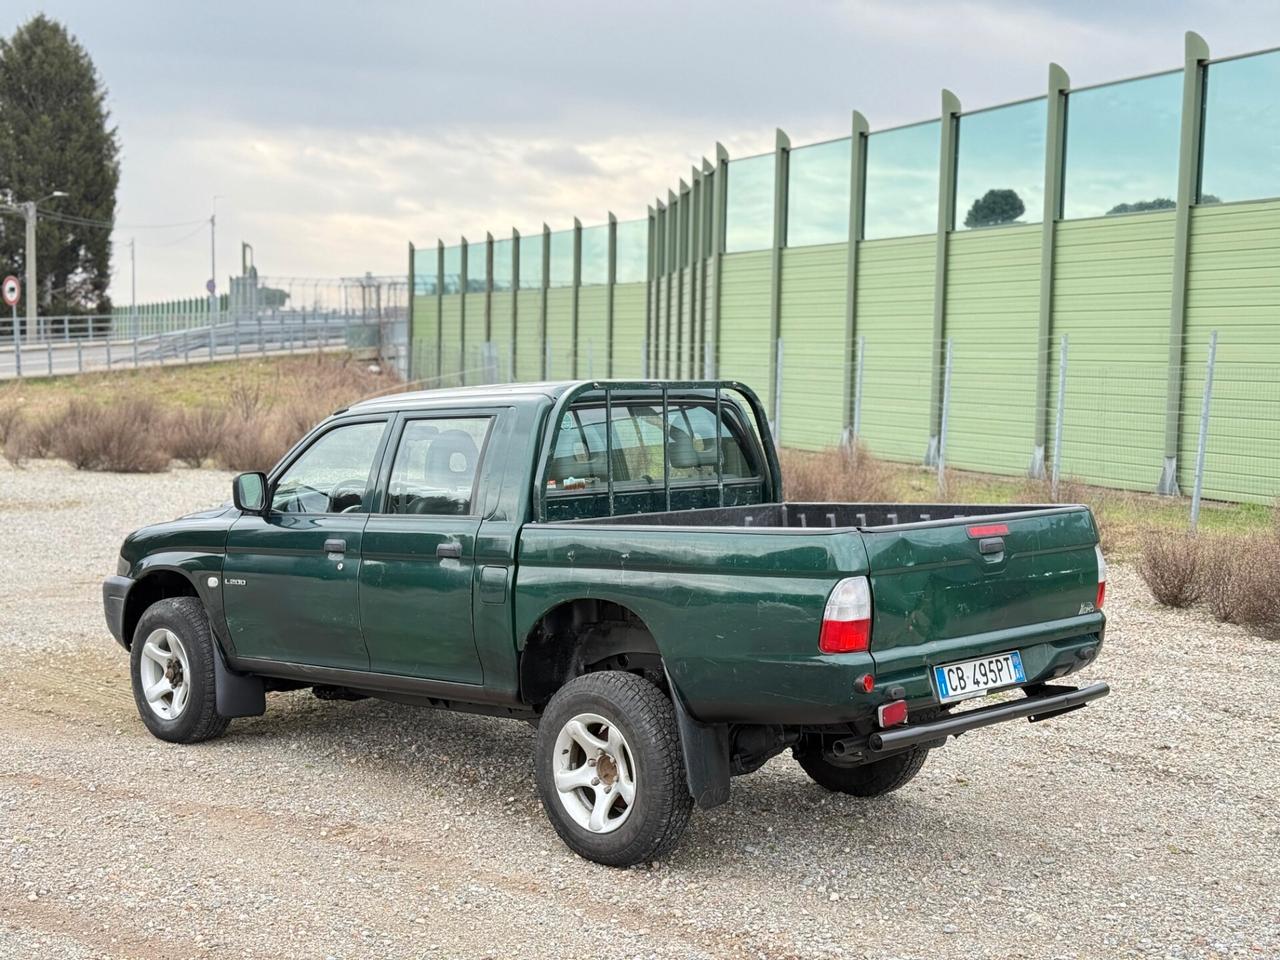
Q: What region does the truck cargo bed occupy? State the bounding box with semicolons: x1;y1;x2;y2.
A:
567;501;1068;530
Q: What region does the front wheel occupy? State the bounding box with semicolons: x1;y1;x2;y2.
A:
129;597;230;744
534;672;693;867
794;745;929;797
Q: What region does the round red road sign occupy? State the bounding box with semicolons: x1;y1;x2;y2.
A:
1;275;19;307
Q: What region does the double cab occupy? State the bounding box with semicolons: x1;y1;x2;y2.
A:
104;380;1109;866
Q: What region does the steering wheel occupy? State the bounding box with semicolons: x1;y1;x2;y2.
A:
327;477;369;514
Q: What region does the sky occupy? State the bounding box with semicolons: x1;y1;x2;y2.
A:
9;0;1280;304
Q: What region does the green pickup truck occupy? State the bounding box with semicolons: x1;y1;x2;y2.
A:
103;380;1109;867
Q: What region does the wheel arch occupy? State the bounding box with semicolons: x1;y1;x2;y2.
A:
122;567;199;648
518;597;663;708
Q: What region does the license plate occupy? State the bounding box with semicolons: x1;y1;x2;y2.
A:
933;651;1026;703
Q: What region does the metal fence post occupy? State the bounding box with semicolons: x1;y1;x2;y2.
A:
772;337;784;442
46;341;53;376
106;337;112;370
1190;330;1218;532
208;324;215;360
1051;334;1069;500
853;334;865;447
133;335;139;368
76;340;82;373
937;338;954;496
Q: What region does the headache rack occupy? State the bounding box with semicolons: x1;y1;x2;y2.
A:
531;380;781;523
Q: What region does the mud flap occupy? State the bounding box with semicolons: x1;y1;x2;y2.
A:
664;668;731;810
213;642;266;718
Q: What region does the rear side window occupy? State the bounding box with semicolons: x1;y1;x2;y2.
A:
385;417;493;515
548;402;757;493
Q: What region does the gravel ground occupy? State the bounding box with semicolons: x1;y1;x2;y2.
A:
1;460;1277;960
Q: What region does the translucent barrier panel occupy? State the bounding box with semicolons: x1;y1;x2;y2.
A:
580;223;610;286
955;98;1046;229
1063;71;1182;219
724;153;775;253
412;247;438;294
1201;50;1280;204
518;233;544;289
864;120;940;240
492;238;513;292
615;218;649;284
787;138;851;247
442;245;462;294
548;229;574;288
465;243;487;293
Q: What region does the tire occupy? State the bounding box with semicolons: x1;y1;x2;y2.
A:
129;597;231;744
535;672;693;868
794;746;929;797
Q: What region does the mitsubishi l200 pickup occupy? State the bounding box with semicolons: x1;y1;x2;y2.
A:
103;380;1109;867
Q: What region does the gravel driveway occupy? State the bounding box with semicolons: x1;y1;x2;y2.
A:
1;461;1277;959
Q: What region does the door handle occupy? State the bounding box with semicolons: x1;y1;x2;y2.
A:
436;542;462;559
978;537;1004;556
324;538;347;554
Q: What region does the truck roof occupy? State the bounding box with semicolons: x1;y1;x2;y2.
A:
345;380;732;414
347;380;582;413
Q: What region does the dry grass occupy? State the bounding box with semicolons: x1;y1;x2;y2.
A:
780;444;894;503
1;354;401;475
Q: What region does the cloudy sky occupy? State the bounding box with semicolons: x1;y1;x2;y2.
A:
11;0;1280;303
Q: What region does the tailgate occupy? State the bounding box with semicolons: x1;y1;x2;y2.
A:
861;507;1102;658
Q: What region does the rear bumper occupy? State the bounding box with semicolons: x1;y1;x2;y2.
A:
868;681;1110;753
102;575;133;648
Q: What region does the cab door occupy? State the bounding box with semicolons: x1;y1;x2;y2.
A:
222;416;390;670
358;412;497;684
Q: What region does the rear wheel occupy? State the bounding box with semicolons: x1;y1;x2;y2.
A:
535;672;693;867
794;746;929;797
129;597;230;744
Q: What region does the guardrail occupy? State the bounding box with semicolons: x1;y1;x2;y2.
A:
0;314;383;380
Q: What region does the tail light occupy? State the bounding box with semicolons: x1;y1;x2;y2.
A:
819;576;871;653
1095;545;1107;610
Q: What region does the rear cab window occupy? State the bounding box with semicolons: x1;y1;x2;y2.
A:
545;398;763;519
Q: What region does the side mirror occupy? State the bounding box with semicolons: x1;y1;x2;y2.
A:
233;472;268;514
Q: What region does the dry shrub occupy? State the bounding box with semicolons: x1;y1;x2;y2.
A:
1201;533;1280;632
0;400;23;448
166;406;227;468
781;443;893;502
1137;531;1203;608
215;420;294;473
211;357;398;472
53;398;171;472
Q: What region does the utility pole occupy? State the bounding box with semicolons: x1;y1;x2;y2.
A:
130;238;137;336
209;195;223;318
23;202;35;343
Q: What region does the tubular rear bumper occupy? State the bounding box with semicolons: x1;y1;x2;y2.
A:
103;575;133;648
868;681;1110;753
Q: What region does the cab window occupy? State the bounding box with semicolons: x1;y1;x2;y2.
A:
271;421;386;514
547;401;757;493
384;417;493;515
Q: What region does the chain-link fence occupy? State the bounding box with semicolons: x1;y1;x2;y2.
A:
769;329;1280;521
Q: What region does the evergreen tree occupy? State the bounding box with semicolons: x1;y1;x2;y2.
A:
0;15;120;316
963;188;1025;228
